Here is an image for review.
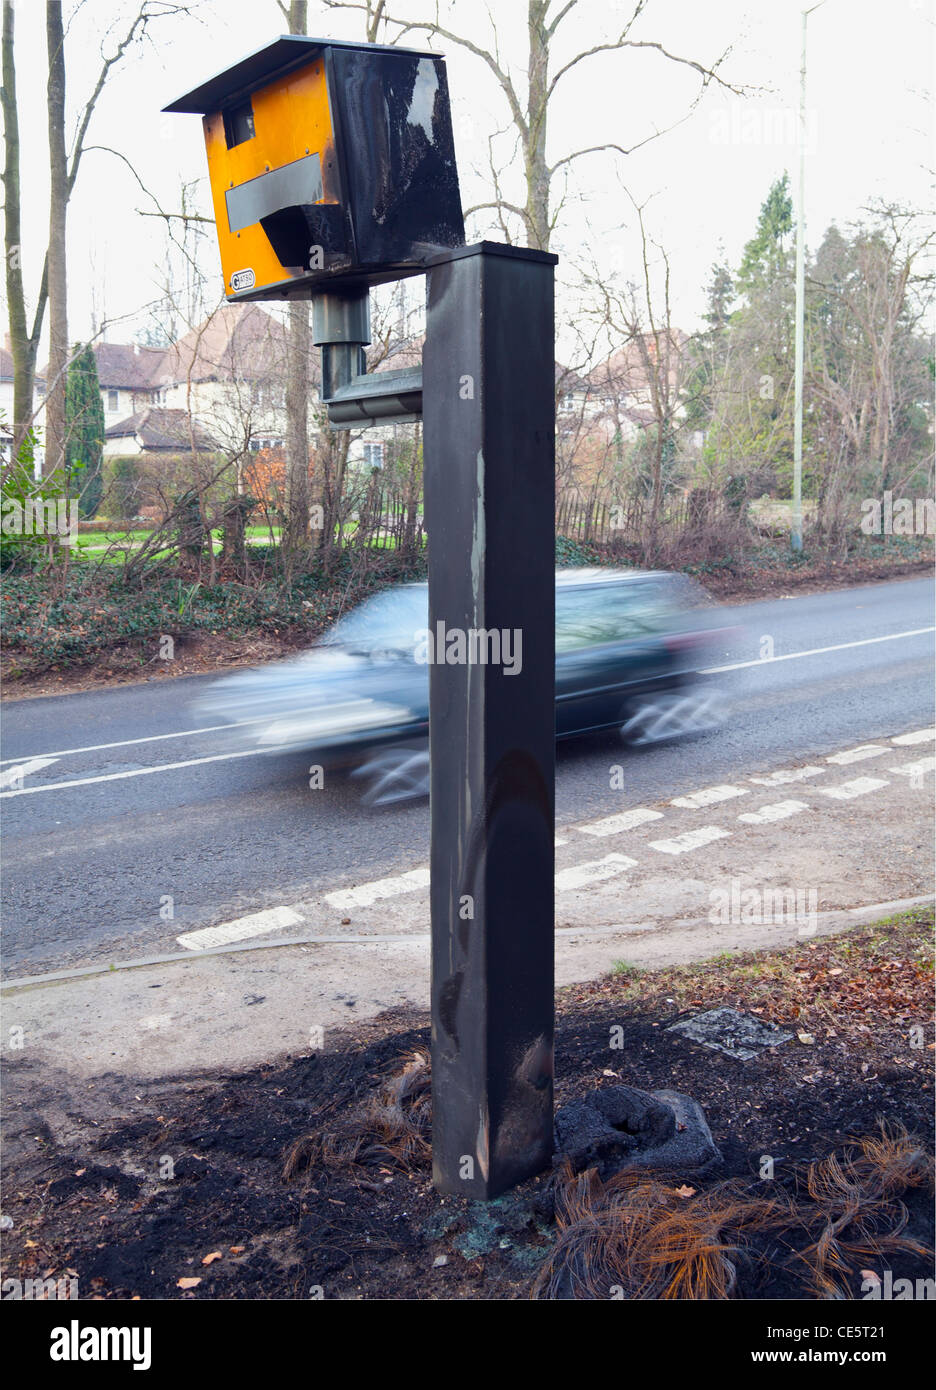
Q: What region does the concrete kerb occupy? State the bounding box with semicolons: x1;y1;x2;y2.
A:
3;893;931;994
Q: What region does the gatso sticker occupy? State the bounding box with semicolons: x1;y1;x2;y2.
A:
230;268;256;292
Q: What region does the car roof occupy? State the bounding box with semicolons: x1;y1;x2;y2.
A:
398;568;665;592
554;567;664;586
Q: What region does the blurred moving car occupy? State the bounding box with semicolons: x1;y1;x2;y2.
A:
195;569;736;805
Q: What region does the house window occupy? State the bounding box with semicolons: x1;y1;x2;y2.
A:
363;442;384;468
107;389;119;412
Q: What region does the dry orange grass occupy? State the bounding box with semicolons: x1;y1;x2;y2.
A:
283;1051;431;1179
532;1166;791;1300
793;1127;934;1299
532;1125;934;1301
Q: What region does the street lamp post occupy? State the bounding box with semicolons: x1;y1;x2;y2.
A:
792;2;826;552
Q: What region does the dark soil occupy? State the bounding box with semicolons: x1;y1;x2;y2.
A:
2;915;932;1301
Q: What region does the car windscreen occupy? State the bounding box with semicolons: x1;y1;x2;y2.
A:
556;580;676;651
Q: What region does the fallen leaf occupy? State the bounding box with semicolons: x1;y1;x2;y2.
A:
798;1033;815;1045
201;1251;222;1265
674;1184;696;1199
74;1169;86;1177
229;1246;245;1254
177;1277;201;1289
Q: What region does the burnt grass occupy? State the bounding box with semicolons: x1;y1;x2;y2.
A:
2;915;933;1301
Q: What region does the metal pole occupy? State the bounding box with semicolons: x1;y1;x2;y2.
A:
311;288;371;400
423;242;557;1198
793;3;824;552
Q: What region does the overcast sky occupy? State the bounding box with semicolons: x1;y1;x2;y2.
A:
7;0;934;359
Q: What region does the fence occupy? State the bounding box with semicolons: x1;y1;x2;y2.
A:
350;485;743;556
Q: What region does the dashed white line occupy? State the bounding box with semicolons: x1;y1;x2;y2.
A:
555;854;637;891
325;868;431;910
816;776;890;801
671;784;749;809
749;766;826;786
826;745;888;765
737;799;810;825
177;905;303;951
648;826;731;855
700;626;935;674
888;756;935;778
891;729;935;746
576;807;664;837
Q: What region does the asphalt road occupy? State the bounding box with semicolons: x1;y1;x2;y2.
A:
1;575;932;976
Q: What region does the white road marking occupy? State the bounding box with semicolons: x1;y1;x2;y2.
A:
671;784;749;809
648;826;731;855
177;905;303;951
325;868;431;910
576;808;664;837
816;776;890;801
0;756;60;789
700;626;934;674
555;854;637;891
0;745;271;797
737;799;810;825
891;729;935;746
0;718;271;765
888;756;935;778
826;745;888;765
749;766;826;786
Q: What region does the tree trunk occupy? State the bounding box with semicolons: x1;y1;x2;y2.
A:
45;0;68;478
284;297;311;558
282;0;311;565
525;1;551;251
2;1;45;467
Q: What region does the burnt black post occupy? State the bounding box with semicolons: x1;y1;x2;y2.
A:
423;242;558;1198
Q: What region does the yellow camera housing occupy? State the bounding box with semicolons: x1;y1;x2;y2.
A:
165;36;464;301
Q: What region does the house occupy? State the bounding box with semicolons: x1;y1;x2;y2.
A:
95;342;166;423
153;304;299;454
2;339;46;472
0;343;16;430
103;407;218;457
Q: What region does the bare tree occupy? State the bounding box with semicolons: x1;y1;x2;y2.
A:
322;0;747;251
273;0;315;566
2;0;189;466
582;193;687;556
45;1;68;476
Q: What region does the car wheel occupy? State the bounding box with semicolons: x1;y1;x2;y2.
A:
350;743;431;807
620;686;725;746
